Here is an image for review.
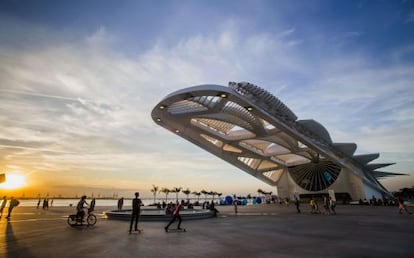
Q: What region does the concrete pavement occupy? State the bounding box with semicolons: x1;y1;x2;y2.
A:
1;204;413;258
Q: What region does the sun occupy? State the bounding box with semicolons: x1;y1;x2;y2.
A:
0;173;27;190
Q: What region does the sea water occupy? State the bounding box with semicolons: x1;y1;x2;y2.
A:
12;198;157;207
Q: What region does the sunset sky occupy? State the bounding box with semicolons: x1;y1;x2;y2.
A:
0;0;413;199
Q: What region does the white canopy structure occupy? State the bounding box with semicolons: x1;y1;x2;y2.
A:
151;82;405;201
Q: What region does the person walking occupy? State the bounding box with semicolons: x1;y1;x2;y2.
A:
310;198;316;214
294;197;301;213
329;196;336;215
0;196;7;218
6;196;19;219
118;197;124;210
165;201;184;231
397;197;412;214
233;199;238;215
42;199;49;210
323;196;331;215
129;192;142;233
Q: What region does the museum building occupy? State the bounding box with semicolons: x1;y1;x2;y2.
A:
151;82;404;201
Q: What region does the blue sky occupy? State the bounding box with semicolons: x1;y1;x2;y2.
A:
0;0;413;198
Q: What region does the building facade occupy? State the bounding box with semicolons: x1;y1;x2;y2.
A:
151;82;404;201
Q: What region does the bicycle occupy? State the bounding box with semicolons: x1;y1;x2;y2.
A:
67;209;97;227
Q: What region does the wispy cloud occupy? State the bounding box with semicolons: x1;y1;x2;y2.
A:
0;3;413;194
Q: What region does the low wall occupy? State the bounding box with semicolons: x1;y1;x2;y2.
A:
104;208;216;221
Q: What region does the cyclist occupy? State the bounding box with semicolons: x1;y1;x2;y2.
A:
76;195;89;223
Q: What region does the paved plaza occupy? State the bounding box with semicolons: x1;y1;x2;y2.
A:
1;204;413;258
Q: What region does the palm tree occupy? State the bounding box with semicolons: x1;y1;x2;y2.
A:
150;185;159;204
182;188;191;201
159;187;170;203
192;191;201;203
171;187;182;202
257;189;272;203
201;190;209;202
210;191;217;201
210;192;222;202
398;187;414;199
257;188;264;199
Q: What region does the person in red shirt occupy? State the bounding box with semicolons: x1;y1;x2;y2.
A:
164;201;184;231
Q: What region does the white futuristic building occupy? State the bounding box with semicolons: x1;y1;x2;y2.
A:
151;82;404;201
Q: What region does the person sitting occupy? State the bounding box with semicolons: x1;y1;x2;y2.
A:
209;201;219;216
88;198;96;213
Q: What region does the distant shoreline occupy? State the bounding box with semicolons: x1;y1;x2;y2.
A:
11;197;216;207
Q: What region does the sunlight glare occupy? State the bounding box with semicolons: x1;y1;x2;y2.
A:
0;173;26;190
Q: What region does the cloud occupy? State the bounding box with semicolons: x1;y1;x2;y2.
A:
0;14;413;194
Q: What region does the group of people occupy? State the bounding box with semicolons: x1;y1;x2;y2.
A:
0;196;20;219
74;193;412;233
37;198;53;209
294;196;337;215
73;192;185;232
127;192;184;233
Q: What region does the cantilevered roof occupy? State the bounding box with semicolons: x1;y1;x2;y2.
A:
152;82;404;195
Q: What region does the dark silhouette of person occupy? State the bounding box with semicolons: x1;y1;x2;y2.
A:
323;196;331;215
294;197;301;213
76;195;89;223
6;196;19;219
89;198;96;213
209;201;219;217
129;192;142;233
0;196;7;218
165;201;184;231
233;199;238;215
329;196;336;215
398;197;412;214
118;197;124;210
43;199;48;210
